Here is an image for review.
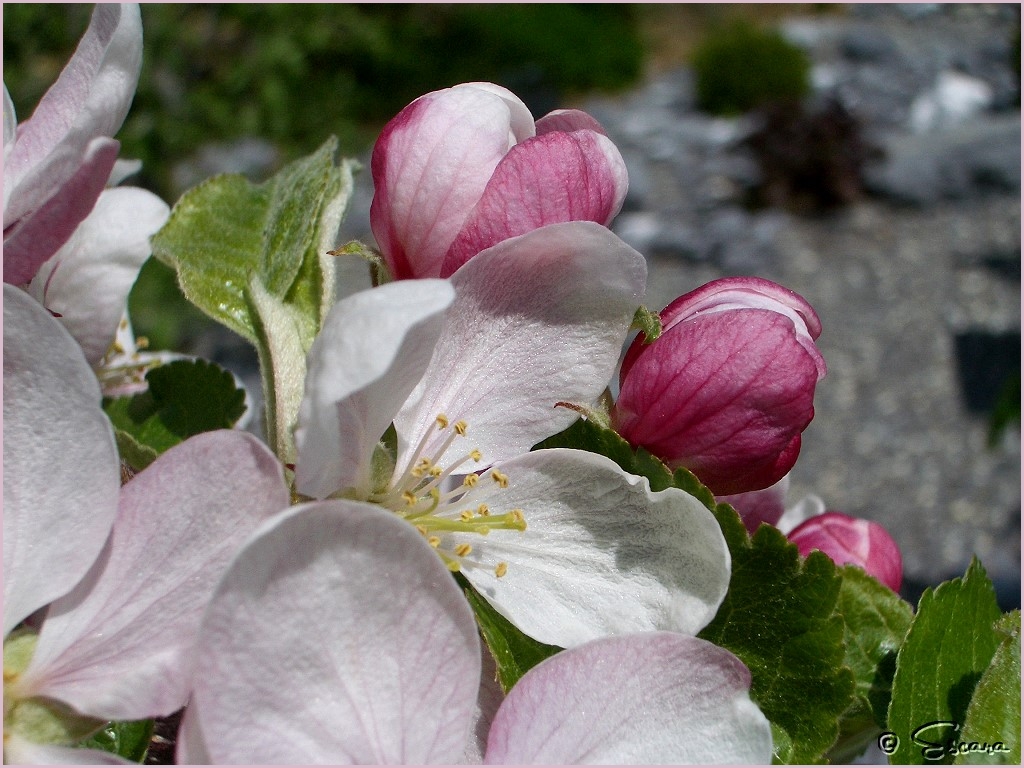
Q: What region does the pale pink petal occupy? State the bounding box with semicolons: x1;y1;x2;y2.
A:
394;222;645;475
190;501;480;764
2;285;120;637
370;84;533;279
441;130;628;276
775;493;826;534
4;137;119;286
455;449;729;648
535;108;609;136
2;736;134;765
21;431;289;721
484;633;773;764
461;646;505;765
174;702;212;765
719;474;792;534
294;279;454;499
4;3;141;223
4;83;16;150
27;186;170;364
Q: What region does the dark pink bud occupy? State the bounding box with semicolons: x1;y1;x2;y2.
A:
787;511;904;591
613;277;826;496
370;83;628;280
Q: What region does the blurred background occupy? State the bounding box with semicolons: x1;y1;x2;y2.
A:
4;3;1020;608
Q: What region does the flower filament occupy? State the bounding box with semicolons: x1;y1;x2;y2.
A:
369;414;526;576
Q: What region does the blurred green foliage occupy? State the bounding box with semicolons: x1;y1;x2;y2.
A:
691;18;811;116
3;3;645;201
4;3;645;351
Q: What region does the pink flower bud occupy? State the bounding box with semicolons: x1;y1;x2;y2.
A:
613;277;826;496
787;511;904;591
370;83;628;280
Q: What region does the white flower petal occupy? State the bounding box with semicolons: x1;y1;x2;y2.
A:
3;736;135;765
2;285;120;637
21;431;288;721
484;632;773;765
191;501;480;764
174;701;212;765
395;222;645;473
295;279;454;499
460;448;730;648
28;186;170;365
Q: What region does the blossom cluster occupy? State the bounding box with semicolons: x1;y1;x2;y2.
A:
4;5;912;765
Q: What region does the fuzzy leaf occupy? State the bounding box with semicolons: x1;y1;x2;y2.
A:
955;610;1020;765
103;359;246;469
827;565;915;763
886;559;1004;765
79;719;154;763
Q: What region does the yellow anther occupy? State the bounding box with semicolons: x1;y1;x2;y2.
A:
403;491;419;507
429;465;443;477
511;509;525;524
491;470;509;488
469;449;483;462
119;318;129;330
454;420;468;436
136;336;150;350
495;562;508;578
415;525;427;536
111;341;126;355
436;414;449;429
428;536;441;548
455;543;473;557
477;504;490;516
463;474;479;488
460;510;474;521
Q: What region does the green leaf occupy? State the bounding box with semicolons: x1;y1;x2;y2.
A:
955;610;1020;765
887;559;1004;764
151;137;350;344
79;719;154;763
827;566;915;763
103;358;247;469
700;530;854;764
153;138;355;463
535;417;855;763
457;574;562;693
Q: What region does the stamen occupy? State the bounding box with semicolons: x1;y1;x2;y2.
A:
455;543;472;557
495;562;508;578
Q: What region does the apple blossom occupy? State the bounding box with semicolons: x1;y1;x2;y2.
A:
4;4;143;286
370;81;628;279
722;478;904;591
2;286;290;762
177;501;773;764
612;276;827;496
293;222;731;648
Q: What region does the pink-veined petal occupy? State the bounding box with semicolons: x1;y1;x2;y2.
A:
4;83;16;151
4;3;141;224
190;501;480;764
441;130;627;276
456;449;730;648
461;645;505;765
4;137;119;286
27;186;170;364
2;285;120;637
21;431;289;721
484;633;773;764
294;279;454;499
370;84;533;279
615;308;820;495
174;701;212;765
394;222;645;475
